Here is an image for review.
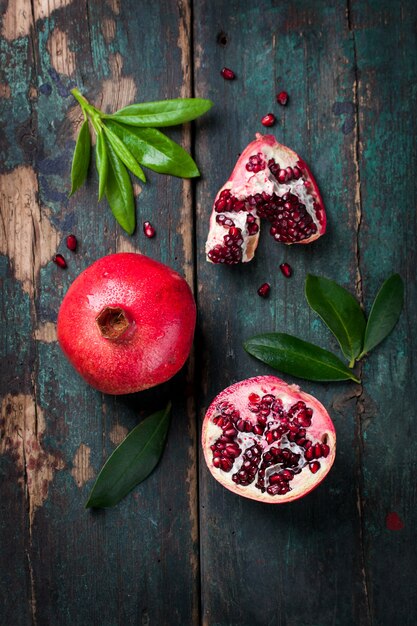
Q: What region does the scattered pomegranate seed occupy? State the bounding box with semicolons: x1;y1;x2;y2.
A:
261;113;276;127
280;262;292;278
257;283;270;298
385;511;404;531
66;234;77;251
143;221;156;238
276;91;289;106
53;254;67;269
221;67;235;80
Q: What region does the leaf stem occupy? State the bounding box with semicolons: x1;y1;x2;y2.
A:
348;357;356;368
71;88;103;119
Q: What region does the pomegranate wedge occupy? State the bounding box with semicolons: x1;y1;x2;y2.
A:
206;134;326;264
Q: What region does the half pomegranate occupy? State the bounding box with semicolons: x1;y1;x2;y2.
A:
202;376;336;503
205;134;326;264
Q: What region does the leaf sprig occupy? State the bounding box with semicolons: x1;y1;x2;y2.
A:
86;403;171;509
244;274;404;383
70;88;213;234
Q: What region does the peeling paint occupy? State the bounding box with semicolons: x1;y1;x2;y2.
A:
0;394;64;525
101;18;116;44
70;443;94;487
33;322;57;343
116;236;140;254
109;423;128;446
1;0;32;41
0;83;11;98
0;166;60;297
47;27;76;77
33;0;73;20
132;182;142;197
98;53;137;113
1;0;74;40
107;0;120;15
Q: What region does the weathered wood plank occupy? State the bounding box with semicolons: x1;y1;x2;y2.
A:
1;1;198;624
349;0;417;623
193;0;398;624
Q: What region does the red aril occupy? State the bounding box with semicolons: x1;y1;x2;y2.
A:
206;134;326;265
261;113;276;127
276;91;289;106
202;376;336;503
57;253;196;395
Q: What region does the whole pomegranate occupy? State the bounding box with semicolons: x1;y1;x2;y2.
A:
57;253;196;394
202;376;336;503
206;133;326;264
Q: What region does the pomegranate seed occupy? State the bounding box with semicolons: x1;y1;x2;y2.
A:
221;67;235;80
66;234;77;251
261;113;276;127
277;169;287;184
257;282;270;298
53;254;67;269
276;91;289;106
280;263;292;278
143;221;156;238
249;393;260;403
385;512;404;531
321;443;330;458
309;461;321;474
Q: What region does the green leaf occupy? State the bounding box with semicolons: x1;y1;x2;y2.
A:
359;274;404;358
244;333;360;383
103;124;146;182
86;404;171;509
70;119;91;195
104;98;213;127
105;120;200;178
305;274;366;366
105;140;135;235
95;130;108;201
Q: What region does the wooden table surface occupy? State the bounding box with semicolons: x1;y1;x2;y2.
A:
1;1;416;624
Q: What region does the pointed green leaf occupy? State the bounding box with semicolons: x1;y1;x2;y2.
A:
244;333;360;383
305;274;366;365
105;121;200;178
70;119;91;195
95;130;108;201
105;140;135;235
86;404;171;509
104;98;213;127
359;274;404;358
103;123;146;182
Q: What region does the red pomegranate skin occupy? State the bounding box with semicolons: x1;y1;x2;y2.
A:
57;253;196;394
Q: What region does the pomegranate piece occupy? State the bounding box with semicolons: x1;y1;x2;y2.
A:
220;67;235;80
143;221;156;238
202;376;336;503
279;262;292;278
205;134;326;265
53;254;67;268
57;253;196;394
66;234;77;251
276;91;289;106
257;283;270;298
261;113;276;127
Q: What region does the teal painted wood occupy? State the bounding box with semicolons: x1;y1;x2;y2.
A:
1;1;198;625
349;0;417;623
1;0;417;625
194;0;416;624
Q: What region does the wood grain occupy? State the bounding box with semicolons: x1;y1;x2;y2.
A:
1;0;416;624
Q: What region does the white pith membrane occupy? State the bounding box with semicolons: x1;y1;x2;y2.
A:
202;376;336;503
205;134;325;264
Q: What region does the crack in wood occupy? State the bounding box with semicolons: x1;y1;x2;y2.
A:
347;2;373;624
